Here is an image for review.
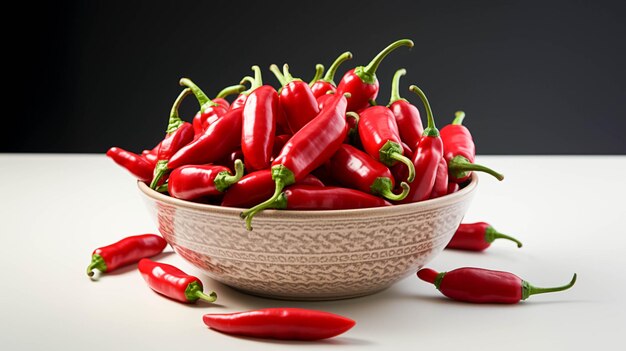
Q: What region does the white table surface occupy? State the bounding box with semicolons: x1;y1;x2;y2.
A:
1;154;625;350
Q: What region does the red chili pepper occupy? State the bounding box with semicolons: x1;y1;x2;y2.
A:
142;143;160;166
316;92;335;110
441;111;504;183
167;160;244;201
388;68;423;149
245;185;392;211
343;111;360;145
269;64;320;134
272;134;292;160
336;39;413;112
390;141;413;187
398;86;444;203
429;157;449;199
217;148;244;171
106;147;155;182
358;105;416;182
213;84;246;111
447;182;459;194
242;66;278;171
446;222;523;251
230;76;255;110
417;268;577;304
86;234;167;277
150;88;195;189
180;78;230;136
240;93;349;229
138;258;217;303
221;170;323;208
203;308;355;341
310;51;353;98
167;107;243;169
330;144;409;201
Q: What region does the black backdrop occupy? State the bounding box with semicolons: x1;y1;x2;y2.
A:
8;0;626;154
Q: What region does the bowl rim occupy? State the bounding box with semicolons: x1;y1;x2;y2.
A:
138;173;478;219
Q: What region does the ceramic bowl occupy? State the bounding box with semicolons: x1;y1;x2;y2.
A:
138;175;477;300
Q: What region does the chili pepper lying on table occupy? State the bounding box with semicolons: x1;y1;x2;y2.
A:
86;234;167;277
106;147;155;182
310;51;353;98
388;68;423;149
180;78;230;136
203;308;355;340
417;267;576;304
242;66;278;171
397;85;443;203
336;39;413;112
358;105;416;183
270;64;320;134
221;170;323;208
150;88;195;189
138;259;217;303
330;144;409;201
167;160;245;201
446;222;523;251
240;93;349;230
441;111;504;182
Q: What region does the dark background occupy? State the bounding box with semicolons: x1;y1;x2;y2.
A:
8;0;626;154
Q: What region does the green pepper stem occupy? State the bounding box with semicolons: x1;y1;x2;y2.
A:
179;78;216;109
309;64;325;86
165;88;191;134
216;84;246;99
155;183;169;193
448;155;504;181
390;152;415;182
409;85;439;137
522;274;577;300
269;64;287;86
150;160;169;190
282;64;301;84
388;68;407;105
240;179;285;231
86;254;107;277
323;51;353;85
195;290;218;303
214;159;245;192
376;179;410;201
452;111;466;125
251;65;263;90
362;39;414;79
185;281;217;303
485;226;522;248
239;76;255;96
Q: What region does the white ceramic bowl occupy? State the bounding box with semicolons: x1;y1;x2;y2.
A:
138;175;477;300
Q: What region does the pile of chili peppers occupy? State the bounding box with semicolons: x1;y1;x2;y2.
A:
107;38;506;231
100;38;577;340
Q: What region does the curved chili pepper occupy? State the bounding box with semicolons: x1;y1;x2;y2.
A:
221;170;323;208
246;185;392;211
138;258;217;303
107;147;155;182
330;144;409;201
446;222;523;251
441;111;504;182
388;68;423;149
150;88;195;189
336;39;413;112
167;107;243;169
240;93;349;230
358;105;415;182
203;308;355;340
429;157;449;199
230;76;255;110
269;64;320;134
316;92;335;110
398;86;444;203
308;63;324;86
447;182;460;194
180;78;230;136
242;65;278;171
86;234;167;277
417;267;577;304
310;51;353;98
168;160;244;201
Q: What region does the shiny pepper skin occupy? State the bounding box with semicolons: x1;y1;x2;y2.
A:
167;161;244;201
106;147;155;182
86;234;167;277
138;259;217;303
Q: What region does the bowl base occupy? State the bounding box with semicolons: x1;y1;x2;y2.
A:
228;284;392;301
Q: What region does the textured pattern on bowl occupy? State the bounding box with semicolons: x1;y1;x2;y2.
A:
139;175;477;300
